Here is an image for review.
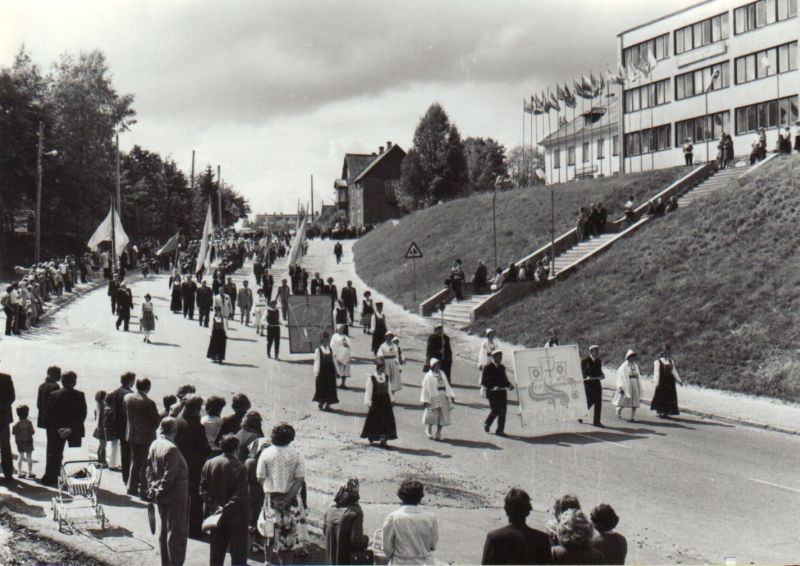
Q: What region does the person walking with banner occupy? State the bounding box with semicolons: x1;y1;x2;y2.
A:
481;350;514;437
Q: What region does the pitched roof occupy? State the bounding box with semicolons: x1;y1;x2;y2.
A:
342;154;375;182
352;144;406;184
539;96;619;147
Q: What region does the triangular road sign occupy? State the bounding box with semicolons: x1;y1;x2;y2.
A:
405;241;423;259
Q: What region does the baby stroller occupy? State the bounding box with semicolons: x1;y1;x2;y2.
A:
50;459;107;532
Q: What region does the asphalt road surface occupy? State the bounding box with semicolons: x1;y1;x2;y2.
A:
1;239;799;565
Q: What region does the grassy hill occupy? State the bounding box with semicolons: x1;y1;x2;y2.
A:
475;154;800;400
354;166;689;310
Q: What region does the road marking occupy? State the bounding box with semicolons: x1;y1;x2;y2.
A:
571;432;631;449
749;478;800;495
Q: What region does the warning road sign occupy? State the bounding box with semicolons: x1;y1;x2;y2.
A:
405;241;423;259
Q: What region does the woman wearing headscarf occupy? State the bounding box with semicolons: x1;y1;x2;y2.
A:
650;344;683;418
330;325;352;389
420;359;456;441
140;293;157;344
613;350;641;422
313;332;339;411
323;479;369;565
361;357;397;448
377;332;402;393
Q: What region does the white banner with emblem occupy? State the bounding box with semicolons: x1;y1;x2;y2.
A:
511;345;588;427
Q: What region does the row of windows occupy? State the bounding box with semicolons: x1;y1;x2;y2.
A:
734;41;798;84
734;0;797;34
735;96;799;134
553;136;619;169
624;79;671;113
624;125;672;156
675;61;731;101
675;111;732;145
675;13;730;55
623;34;670;70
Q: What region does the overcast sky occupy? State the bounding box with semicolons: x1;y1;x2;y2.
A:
3;0;698;216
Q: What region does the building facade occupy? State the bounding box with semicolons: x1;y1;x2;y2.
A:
619;0;798;173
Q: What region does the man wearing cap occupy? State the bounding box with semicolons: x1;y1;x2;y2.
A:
477;329;498;384
426;324;453;384
580;345;604;427
481;350;514;436
116;282;133;331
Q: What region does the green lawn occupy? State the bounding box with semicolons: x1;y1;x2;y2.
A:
475;154;800;400
354;166;690;310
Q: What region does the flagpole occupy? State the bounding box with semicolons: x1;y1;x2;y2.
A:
190;150;196;190
529;101;534;184
522;100;526;186
115;133;121;217
589;78;595;178
217;165;223;228
110;196;117;273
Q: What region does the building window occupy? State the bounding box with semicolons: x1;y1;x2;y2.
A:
735;0;797;34
735;95;799;134
734;41;798;84
553;149;561;169
624;125;671;156
675;111;731;145
597;138;605;159
383;179;399;204
624;79;671;113
623;33;670;70
675;61;730;100
582;142;590;162
612;135;619;156
675;12;729;55
567;146;576;166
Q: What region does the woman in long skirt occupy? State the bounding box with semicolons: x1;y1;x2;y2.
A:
330;324;352;388
140;293;157;343
360;291;374;334
253;289;268;336
371;302;386;353
169;270;182;313
361;357;397;447
377;331;402;392
313;332;339;411
613;349;641;421
650;344;683;418
420;358;456;440
207;313;227;363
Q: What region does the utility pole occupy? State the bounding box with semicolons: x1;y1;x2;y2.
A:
115;132;121;215
310;174;314;220
217;165;223;228
190;150;195;190
35;122;43;264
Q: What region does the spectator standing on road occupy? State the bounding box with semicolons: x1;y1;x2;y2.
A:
361;291;375;335
36;366;61;479
614;350;641;422
590;504;627;565
145;417;189;566
12;405;34;479
174;394;211;539
361;357;397;448
420;358;456;441
650;344;683;419
371;302;387;354
323;478;369;565
426;324;453;385
216;393;252;442
237;280;253;326
481;350;513;437
580;345;604;428
0;368;15;481
382;480;438;565
202;396;226;456
200;434;249;566
93;391;108;466
340;281;358;325
234;410;263;462
140;294;157;344
551;509;606;565
313;332;340;411
481;488;552;565
43;371;87;485
104;372;135;481
330;324;352;389
124;377;160;497
115;282;133;331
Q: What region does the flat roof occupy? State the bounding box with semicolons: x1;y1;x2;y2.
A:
617;0;717;38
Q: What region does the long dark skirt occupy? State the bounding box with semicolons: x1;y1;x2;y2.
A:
313;368;339;405
371;321;386;354
207;331;227;361
170;288;182;312
650;375;680;415
361;393;397;441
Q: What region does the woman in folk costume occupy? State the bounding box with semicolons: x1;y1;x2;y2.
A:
330;324;352;389
253;288;268;336
207;311;227;363
377;331;402;393
220;291;233;326
420;358;456;440
360;291;374;334
371;302;387;353
650;344;683;418
140;293;157;343
361;357;397;447
613;350;641;421
477;328;498;385
334;299;349;335
168;270;182;313
313;332;339;411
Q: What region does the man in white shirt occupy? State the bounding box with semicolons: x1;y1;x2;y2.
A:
477;328;498;385
382;480;438;565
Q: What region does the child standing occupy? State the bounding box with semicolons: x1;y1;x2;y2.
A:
12;405;34;478
93;391;108;467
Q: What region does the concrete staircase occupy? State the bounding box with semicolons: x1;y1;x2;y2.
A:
552;233;618;275
676;164;751;208
436;294;486;326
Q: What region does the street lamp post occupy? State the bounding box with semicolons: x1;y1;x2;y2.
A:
492;177;499;272
35;122;58;264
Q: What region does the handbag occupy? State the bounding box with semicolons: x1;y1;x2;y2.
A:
257;494;276;538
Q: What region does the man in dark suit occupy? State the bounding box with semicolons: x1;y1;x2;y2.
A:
0;367;16;481
37;366;61;482
580;345;605;427
181;274;198;320
115;282;133;331
104;372;135;482
196;279;213;328
262;271;274;302
107;274;120;314
481;350;514;436
175;394;211;538
200;434;249;565
482;488;551;565
223;277;237;320
426;324;454;383
340;280;358;325
124;377;160;497
43;371;87;485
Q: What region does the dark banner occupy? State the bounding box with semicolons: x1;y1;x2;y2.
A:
287;294;334;354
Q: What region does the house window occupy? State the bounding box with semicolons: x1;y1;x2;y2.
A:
597;138;605;159
624;79;670;113
675;111;731;144
623;33;670;70
624;124;671;156
675;12;729;55
567;146;576;166
383;179;400;204
553;149;561;169
675;61;730;101
735;0;797;34
734;42;798;84
581;142;590;162
735;95;799;134
612;135;619;156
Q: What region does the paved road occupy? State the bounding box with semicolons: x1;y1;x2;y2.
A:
1;240;799;565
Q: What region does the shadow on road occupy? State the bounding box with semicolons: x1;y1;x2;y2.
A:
382;445;452;458
394;402;423;411
0;492;47;517
328;408;367;418
436;437;501;450
220;362;259;368
148;341;180;348
228;337;258;343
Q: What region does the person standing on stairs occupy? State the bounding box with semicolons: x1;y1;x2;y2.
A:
449;259;465;301
544;328;560;348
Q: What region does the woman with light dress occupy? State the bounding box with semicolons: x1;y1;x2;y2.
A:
253;288;268;336
650;344;683;418
420;358;456;440
613;349;641;421
377;331;402;393
140;293;157;343
330;324;352;388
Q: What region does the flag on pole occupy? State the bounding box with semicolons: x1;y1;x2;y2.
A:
87;206;129;257
543;91;553;113
195;203;214;274
648;49;658;75
532;95;544;115
607;65;626;86
574;78;593;99
156;230;181;256
549;89;561;112
563;83;577;108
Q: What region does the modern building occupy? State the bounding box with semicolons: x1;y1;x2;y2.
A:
539;97;621;184
253;212;299;228
334;142;406;228
618;0;798;173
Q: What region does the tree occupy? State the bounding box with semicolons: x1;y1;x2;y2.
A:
193;165;250;233
506;145;546;188
463;137;508;193
398;103;467;210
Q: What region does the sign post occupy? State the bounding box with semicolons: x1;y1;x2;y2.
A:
405;241;424;304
